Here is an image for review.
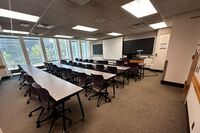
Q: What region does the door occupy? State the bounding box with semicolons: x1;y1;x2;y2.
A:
152;34;170;70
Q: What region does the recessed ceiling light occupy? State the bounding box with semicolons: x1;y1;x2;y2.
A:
0;8;39;22
54;35;74;39
107;32;122;36
72;25;98;32
121;0;157;18
86;38;98;41
149;22;167;29
2;29;29;34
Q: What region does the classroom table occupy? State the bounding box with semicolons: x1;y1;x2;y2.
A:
52;63;117;97
21;64;84;132
75;61;130;86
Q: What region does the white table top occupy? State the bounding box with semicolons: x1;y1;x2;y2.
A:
54;63;116;80
76;61;130;71
21;65;83;102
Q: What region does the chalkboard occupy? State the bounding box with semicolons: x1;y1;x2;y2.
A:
93;44;103;55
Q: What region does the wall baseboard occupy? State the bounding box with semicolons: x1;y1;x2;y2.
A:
160;80;184;88
144;68;163;72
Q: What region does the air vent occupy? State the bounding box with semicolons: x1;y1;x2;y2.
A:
68;0;92;6
93;33;105;37
30;32;44;36
36;23;55;29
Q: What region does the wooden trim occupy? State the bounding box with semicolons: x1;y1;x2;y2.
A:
192;74;200;103
0;65;5;69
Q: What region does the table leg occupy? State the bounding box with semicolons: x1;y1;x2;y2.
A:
123;71;125;88
77;93;84;121
112;77;115;98
62;102;66;132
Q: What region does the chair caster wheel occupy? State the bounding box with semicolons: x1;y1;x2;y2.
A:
27;101;30;104
81;118;84;121
24;94;27;97
97;105;100;107
88;98;91;100
36;124;40;128
28;113;32;117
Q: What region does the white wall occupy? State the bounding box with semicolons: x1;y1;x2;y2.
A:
164;11;200;84
103;37;123;60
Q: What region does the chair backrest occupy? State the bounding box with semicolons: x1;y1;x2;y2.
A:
30;82;41;100
25;74;35;85
75;58;79;61
78;63;85;68
89;59;94;63
69;60;73;65
38;88;52;109
107;66;117;74
96;64;104;72
128;63;139;68
72;62;77;66
84;59;88;62
79;59;83;62
116;60;124;66
18;65;22;70
61;60;67;64
91;74;104;88
86;64;94;70
78;73;87;84
62;68;73;78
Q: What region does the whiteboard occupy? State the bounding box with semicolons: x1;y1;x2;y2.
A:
103;37;123;60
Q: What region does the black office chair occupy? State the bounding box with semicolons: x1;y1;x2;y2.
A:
127;63;139;80
18;65;26;88
96;64;105;72
107;66;122;88
79;59;83;62
61;60;67;64
78;63;85;68
72;62;78;66
86;64;94;70
69;60;73;65
36;87;72;132
52;65;61;77
116;60;124;66
75;58;79;61
23;74;35;97
89;59;94;63
88;74;111;107
28;82;42;116
61;68;78;84
78;73;93;97
84;59;89;62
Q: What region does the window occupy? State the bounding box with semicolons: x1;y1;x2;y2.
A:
81;41;90;59
0;36;26;70
24;37;44;66
70;40;80;61
59;39;71;60
43;38;58;61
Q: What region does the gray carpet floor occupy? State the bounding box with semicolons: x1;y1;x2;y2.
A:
0;70;187;133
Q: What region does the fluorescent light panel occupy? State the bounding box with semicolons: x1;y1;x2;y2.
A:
2;29;29;34
149;22;167;29
72;25;98;32
54;35;74;38
121;0;157;18
0;8;39;22
107;32;122;36
86;38;98;41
